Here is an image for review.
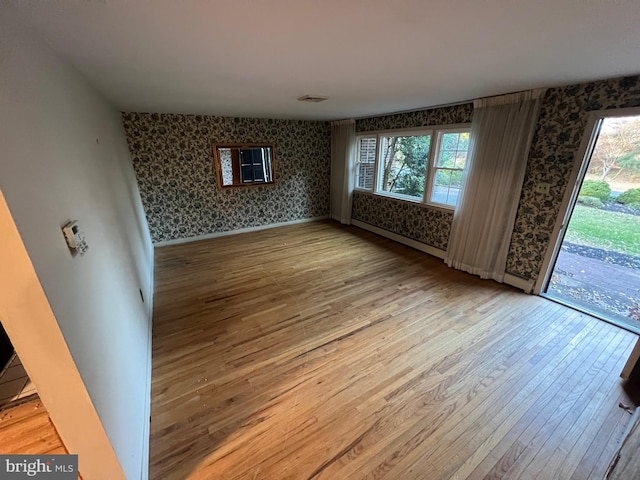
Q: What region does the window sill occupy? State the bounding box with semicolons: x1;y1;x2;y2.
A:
374;190;424;204
353;190;455;213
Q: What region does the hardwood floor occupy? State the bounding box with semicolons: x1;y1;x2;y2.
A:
0;398;67;454
150;220;640;480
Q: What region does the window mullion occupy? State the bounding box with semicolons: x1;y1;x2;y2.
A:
424;130;439;204
354;139;360;190
373;133;382;194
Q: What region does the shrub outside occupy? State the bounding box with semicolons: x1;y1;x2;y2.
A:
617;188;640;205
627;202;640;212
577;196;604;209
579;180;611;202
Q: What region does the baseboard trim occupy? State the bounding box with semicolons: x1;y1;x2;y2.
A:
503;273;535;293
351;220;446;260
352;220;534;294
140;262;153;480
154;217;330;247
146;259;154;321
139;320;152;480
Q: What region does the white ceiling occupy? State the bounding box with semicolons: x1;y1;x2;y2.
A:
10;0;640;120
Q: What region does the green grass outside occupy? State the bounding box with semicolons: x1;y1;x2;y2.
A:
565;205;640;257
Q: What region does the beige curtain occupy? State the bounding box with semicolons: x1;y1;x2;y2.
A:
445;89;546;281
330;119;356;224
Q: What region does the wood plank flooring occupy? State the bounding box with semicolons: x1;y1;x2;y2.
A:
150;221;640;480
0;398;67;455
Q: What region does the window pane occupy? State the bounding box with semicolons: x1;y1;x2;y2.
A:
458;132;470;150
378;135;430;199
437;149;455;167
356;137;376;189
432;170;452;204
431;130;469;207
437;132;465;166
431;169;463;206
440;133;460;151
454;151;468;169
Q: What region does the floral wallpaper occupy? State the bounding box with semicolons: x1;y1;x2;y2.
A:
507;75;640;280
351;75;640;282
355;104;473;132
352;193;452;250
351;103;472;251
121;113;330;243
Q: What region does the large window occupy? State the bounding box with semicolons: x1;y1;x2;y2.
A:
355;125;470;208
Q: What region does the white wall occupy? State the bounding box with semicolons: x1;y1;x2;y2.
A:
0;192;126;479
0;6;154;479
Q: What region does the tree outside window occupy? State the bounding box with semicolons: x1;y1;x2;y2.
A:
379;135;431;199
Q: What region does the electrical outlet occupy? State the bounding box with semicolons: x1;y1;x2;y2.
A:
534;182;550;195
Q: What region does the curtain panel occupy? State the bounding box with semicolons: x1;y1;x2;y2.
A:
445;89;546;282
330;119;356;224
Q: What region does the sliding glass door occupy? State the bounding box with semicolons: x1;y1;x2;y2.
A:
542;114;640;333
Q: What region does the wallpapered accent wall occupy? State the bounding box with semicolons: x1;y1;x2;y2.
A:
351;103;473;251
350;75;640;282
507;75;640;280
352;193;452;250
355;104;474;132
121;113;330;243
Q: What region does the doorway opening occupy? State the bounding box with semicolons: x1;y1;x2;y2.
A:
543;114;640;333
0;322;37;409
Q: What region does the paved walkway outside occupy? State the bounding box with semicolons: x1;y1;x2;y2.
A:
547;244;640;330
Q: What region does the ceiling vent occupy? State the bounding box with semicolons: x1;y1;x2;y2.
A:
297;95;328;103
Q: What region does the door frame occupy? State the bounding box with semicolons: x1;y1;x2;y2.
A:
0;189;125;479
533;106;640;295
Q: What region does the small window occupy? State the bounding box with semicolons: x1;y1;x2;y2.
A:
212;144;275;189
356;137;377;190
430;131;469;207
378;135;431;200
240;148;270;183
